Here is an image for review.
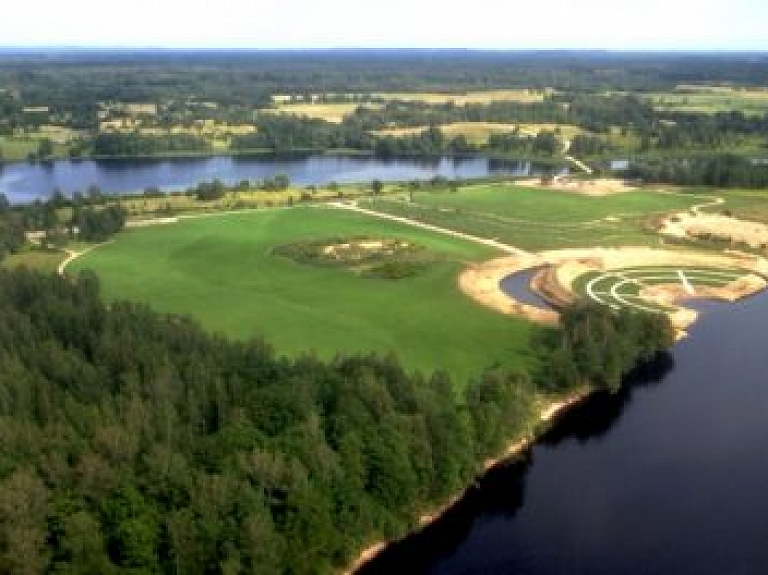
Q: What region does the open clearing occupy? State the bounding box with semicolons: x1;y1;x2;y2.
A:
373;122;583;145
372;89;550;105
363;183;705;250
644;85;768;116
265;102;380;123
71;206;537;386
66;180;768;379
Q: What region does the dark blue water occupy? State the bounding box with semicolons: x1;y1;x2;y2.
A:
499;267;554;311
0;155;548;204
360;292;768;575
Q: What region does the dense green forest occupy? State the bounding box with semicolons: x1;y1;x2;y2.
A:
0;267;672;574
2;51;767;110
1;51;767;180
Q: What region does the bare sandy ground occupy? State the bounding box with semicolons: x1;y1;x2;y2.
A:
515;177;635;196
458;254;559;325
458;246;768;337
660;212;768;249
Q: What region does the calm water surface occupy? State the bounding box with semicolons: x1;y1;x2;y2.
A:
499;268;554;311
361;293;768;575
0;155;548;203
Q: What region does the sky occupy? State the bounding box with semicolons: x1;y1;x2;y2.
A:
1;0;767;51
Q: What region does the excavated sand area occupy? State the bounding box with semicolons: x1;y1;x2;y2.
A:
660;212;768;249
515;177;636;196
459;246;768;336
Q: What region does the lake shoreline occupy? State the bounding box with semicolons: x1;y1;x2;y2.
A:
0;148;566;167
342;387;593;575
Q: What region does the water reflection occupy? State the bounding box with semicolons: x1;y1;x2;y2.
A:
360;353;674;575
541;352;674;446
0;155;559;203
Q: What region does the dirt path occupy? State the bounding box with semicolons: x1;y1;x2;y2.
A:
58;243;108;277
327;201;530;256
562;139;594;175
564;154;594;175
690;194;725;214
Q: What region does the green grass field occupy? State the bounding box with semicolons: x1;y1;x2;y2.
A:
71;207;538;386
363;184;705;250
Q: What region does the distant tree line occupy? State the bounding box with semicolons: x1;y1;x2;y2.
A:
4;52;768;122
626;154;768;188
90;133;211;157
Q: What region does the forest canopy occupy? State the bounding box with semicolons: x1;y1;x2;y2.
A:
0;268;672;573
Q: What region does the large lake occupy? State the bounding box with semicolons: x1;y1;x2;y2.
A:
360;292;768;574
0;155;549;204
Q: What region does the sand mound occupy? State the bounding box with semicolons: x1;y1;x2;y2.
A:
660;212;768;249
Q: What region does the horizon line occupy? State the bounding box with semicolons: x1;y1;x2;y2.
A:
0;46;767;54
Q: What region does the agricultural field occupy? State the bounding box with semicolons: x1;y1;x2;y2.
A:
373;89;550;105
363;183;706;250
644;85;768;116
265;102;381;123
70;206;538;386
0;135;70;161
373;122;582;145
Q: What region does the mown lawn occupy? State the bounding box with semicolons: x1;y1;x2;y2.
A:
71;206;538;387
364;184;705;250
409;184;702;222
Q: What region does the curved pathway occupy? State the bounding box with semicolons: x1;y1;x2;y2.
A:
58;243;108;277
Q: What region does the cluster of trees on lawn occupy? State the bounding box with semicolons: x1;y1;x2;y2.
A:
0;267;673;574
539;302;675;393
71;205;127;241
0;191;127;257
191;175;292;201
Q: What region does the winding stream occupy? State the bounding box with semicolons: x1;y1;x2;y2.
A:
360;293;768;574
